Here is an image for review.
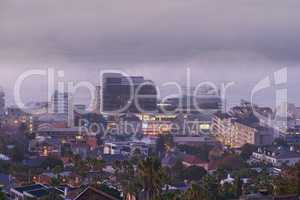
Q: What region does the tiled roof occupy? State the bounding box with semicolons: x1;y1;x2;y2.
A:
182;155;208;165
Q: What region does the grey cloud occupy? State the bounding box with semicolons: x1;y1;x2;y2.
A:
1;0;300;65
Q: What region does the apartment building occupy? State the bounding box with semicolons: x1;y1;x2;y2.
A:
212;112;274;148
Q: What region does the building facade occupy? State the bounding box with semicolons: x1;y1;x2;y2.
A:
0;87;5;117
212;112;235;146
50;91;74;127
93;85;101;113
212;112;274;148
101;73;157;114
252;146;300;167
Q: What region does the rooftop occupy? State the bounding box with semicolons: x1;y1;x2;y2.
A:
74;186;119;200
214;112;232;119
182;155;208;165
13;184;46;194
256;146;300;159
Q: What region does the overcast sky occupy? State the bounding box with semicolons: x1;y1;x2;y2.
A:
0;0;300;107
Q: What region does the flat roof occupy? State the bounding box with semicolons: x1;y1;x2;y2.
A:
14;184;46;193
25;189;50;198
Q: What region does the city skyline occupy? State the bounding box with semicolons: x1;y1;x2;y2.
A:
1;1;300;199
0;67;298;109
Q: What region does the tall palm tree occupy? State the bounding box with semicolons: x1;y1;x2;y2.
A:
137;157;166;200
113;160;141;200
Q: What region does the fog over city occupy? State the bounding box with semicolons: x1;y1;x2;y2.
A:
1;0;300;106
3;1;300;199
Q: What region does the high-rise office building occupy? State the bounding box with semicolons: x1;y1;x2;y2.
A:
50;90;74;127
101;73;157;114
93;85;101;113
0;87;5;117
51;91;69;114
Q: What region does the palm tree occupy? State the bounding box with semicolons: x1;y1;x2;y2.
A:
52;165;63;181
183;183;205;200
50;177;61;187
113;160;141;200
137;157;166;200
